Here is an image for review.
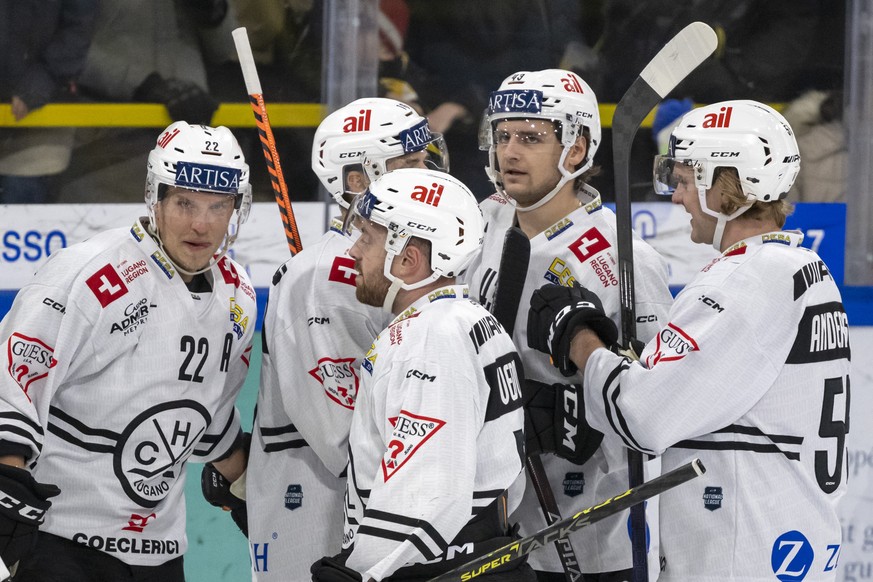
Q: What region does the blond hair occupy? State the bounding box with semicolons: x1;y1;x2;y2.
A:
715;167;794;227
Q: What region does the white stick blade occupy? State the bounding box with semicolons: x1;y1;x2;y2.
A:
232;27;263;95
640;22;718;98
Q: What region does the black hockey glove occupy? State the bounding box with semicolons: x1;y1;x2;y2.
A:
200;463;248;536
524;380;603;465
0;464;60;569
527;283;618;377
311;555;362;582
134;73;219;125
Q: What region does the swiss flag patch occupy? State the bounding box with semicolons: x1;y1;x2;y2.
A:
382;410;445;481
568;227;610;262
85;264;128;307
328;256;358;286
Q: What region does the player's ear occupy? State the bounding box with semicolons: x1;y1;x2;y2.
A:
566;136;588;168
398;239;429;277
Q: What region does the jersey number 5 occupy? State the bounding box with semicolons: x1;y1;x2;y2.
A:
816;375;850;494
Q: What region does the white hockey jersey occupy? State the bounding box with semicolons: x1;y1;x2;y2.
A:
0;218;255;566
343;285;526;581
464;189;673;575
583;231;850;581
247;220;388;580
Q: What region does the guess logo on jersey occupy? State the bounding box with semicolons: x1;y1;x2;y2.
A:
308;356;359;409
86;264;129;307
328;255;358;286
6;333;56;400
645;323;699;368
382;410;446;481
569;227;610;262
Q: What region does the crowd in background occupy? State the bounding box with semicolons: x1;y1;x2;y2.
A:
0;0;846;206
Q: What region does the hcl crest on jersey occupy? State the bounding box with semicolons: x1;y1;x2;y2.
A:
308;356;359;409
382;410;446;481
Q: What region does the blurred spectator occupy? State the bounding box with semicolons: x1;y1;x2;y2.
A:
58;0;232;203
405;0;585;199
0;0;98;204
377;0;426;114
783;90;846;203
594;0;821;103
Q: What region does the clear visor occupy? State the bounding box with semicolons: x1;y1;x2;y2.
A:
480;118;561;150
159;187;244;224
653;155;700;196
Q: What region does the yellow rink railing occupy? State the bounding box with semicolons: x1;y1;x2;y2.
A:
0;103;658;129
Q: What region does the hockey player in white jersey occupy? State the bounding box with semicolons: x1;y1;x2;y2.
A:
528;100;850;581
466;69;672;581
310;168;535;581
0;122;255;581
243;98;448;581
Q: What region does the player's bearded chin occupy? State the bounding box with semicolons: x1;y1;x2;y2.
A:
355;269;391;308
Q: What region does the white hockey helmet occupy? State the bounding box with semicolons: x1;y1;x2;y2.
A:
482;69;601;212
344;168;484;310
653;100;800;248
145;122;252;275
312;97;448;209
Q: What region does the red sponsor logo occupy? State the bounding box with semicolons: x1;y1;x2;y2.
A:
157;128;180;148
561;72;585;93
309;357;359;409
6;333;56;401
569;227;610;262
122;512;157;533
86;264;128;308
120;259;149;284
328;256;358;286
410;183;443;207
645;323;699;368
342;109;372;133
217;258;255;301
382;410;446;481
701;106;733;128
589;255;618;288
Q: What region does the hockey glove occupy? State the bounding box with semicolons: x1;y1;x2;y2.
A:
134;73;219;125
201;463;248;536
524;380;603;465
311;555;363;582
527;283;618;377
0;464;60;570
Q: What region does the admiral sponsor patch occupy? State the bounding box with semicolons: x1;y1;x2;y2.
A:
563;472;584;497
569;227;610;262
645;323;699;367
382;410;446;481
703;486;723;511
328;255;358;286
86;264;129;307
308;356;359;409
284;484;303;510
110;298;152;335
787;302;850;364
6;333;56;400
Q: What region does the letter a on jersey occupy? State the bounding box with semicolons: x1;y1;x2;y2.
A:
381;410;446;481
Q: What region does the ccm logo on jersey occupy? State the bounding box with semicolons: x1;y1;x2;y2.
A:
644;323;699;368
382;410;446;481
7;332;56;400
309;356;359;409
86;264;129;307
328;255;357;286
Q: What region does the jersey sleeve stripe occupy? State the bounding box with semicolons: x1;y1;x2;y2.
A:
356;525;440;561
365;508;448;551
0;411;45;435
49;405;120;439
673;439;801;460
599;362;654;454
713;424;804;444
48;423;115;454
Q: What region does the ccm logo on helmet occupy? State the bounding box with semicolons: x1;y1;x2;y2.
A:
339;151;365;159
712;152;740;158
410;183;443;207
406;221;436;232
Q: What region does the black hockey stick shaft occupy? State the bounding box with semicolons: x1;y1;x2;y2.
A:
611;22;717;581
426;459;705;582
491;227;582;581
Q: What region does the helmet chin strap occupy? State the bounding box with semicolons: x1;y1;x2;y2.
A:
380;251;442;313
697;186;754;252
491;146;591;213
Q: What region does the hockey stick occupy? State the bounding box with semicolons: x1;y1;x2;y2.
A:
491;227;582;581
426;459;705;582
610;22;717;581
232;27;303;256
